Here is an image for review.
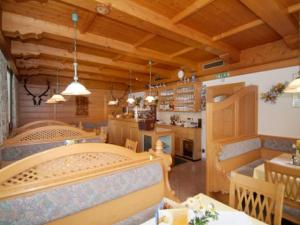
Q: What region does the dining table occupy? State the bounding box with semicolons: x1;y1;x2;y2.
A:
141;193;267;225
253;153;299;180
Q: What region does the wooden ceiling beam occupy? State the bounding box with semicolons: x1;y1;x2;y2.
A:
171;0;216;24
2;11;195;68
240;0;298;48
170;47;195;58
11;41;172;78
212;19;264;41
58;0;240;62
19;68;130;84
79;12;97;33
16;58;149;82
134;33;156;47
0;9;18;74
288;3;300;14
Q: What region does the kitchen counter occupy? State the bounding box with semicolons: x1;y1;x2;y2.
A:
155;123;200;130
156;123;202;160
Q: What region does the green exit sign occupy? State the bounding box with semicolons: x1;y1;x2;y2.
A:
216;72;230;79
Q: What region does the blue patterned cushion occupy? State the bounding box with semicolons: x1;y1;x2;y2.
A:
0;162;163;225
219;138;261;161
263;138;294;153
2;137;103;161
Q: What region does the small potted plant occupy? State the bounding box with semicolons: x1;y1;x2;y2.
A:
292;140;300;166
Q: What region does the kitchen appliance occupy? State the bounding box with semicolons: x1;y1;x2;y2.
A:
183;139;193;159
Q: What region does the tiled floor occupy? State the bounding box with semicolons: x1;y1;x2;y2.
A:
169;160;206;202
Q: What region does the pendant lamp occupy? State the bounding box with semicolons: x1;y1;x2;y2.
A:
46;67;66;104
127;70;135;104
145;60;155;103
61;12;91;96
284;73;300;93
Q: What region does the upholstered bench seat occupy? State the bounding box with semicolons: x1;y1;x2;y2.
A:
235;158;264;177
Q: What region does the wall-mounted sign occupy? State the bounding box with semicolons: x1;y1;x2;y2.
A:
216;72;230;79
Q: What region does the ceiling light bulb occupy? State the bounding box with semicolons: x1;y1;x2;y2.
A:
145;95;155;103
127;97;135;104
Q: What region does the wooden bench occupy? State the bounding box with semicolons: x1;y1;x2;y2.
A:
1;125;106;167
211;135;296;193
0;143;176;225
11;120;69;136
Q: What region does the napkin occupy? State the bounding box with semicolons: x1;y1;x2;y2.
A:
158;208;188;225
208;211;253;225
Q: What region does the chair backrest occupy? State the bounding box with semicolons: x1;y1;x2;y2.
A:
125;139;138;152
229;172;284;225
265;161;300;208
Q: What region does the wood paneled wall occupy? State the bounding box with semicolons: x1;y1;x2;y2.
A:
17;81;126;126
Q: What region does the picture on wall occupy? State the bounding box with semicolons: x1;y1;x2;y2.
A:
76;96;89;116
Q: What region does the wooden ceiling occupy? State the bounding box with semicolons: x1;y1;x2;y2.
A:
1;0;300;89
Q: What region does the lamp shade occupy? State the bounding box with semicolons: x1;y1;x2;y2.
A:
284;77;300;93
61;81;91;96
145;95;155;103
51;94;66;102
127;95;135;104
108;100;118;106
46;98;57;104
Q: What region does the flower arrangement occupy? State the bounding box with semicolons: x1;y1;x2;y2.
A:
261;82;288;104
185;196;219;225
295;140;300;156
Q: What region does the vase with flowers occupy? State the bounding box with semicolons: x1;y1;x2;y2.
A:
185;196;219;225
292;140;300;166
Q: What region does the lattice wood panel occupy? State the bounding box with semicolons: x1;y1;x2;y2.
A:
5;125;95;145
235;185;274;224
265;161;300;207
14;120;68;135
1;152;132;188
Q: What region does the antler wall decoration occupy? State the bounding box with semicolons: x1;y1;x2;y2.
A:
108;84;129;106
24;79;50;106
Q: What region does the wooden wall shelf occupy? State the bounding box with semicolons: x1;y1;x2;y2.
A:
158;82;201;112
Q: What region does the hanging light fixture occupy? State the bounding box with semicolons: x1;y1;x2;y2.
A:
46;67;66;104
284;12;300;93
127;70;135;104
284;75;300;93
145;60;155;103
61;12;91;96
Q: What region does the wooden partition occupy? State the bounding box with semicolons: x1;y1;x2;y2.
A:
206;84;258;194
0;143;175;225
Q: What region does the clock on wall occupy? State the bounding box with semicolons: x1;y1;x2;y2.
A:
177;70;185;80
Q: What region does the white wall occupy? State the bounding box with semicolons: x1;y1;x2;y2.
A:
203;66;300;139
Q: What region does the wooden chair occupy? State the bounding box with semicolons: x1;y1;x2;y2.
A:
265;161;300;225
125;139;138;152
229;172;284;225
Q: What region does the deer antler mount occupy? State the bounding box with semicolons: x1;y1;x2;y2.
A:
24;79;50;106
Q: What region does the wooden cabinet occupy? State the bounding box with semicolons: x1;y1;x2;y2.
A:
156;124;201;160
158;82;201;112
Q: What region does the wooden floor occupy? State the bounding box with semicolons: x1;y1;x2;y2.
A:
169;160;296;225
169;160;206;202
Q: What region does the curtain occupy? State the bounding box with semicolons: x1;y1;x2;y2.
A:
0;50;8;144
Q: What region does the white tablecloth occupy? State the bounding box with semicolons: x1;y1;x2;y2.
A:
253;153;298;180
141;193;266;225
